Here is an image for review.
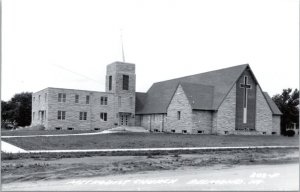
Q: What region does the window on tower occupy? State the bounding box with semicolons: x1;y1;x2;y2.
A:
123;75;129;90
109;76;112;91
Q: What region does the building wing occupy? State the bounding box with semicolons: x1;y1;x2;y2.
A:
136;64;249;114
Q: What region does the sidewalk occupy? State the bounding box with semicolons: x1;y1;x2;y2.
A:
1;142;298;154
1;141;27;153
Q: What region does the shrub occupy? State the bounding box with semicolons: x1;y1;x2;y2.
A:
28;124;45;130
286;130;295;137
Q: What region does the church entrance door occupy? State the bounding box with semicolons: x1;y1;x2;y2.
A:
119;113;130;126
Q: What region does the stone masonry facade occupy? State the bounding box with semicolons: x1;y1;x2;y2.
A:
32;62;136;130
32;62;281;134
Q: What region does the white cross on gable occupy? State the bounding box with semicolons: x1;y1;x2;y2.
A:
240;76;251;124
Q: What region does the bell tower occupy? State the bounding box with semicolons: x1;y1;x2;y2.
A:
106;61;136;126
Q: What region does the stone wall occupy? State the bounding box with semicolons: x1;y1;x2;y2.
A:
214;84;236;134
255;85;273;134
32;88;49;128
140;114;151;130
150;114;165;132
272;115;281;135
44;88;116;130
138;114;166;132
165;85;194;133
192;111;213;134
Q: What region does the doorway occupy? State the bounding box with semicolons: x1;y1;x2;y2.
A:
119;113;130;126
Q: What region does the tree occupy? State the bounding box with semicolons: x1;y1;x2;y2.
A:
1;92;32;128
272;88;299;135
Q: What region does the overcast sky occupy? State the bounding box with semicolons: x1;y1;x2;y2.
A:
2;0;299;101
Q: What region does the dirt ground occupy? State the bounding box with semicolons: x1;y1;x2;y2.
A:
1;148;298;184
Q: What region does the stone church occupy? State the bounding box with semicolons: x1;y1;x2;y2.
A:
32;61;282;135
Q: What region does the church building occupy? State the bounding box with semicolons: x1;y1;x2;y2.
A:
31;61;282;135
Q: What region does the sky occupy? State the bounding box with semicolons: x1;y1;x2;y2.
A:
1;0;299;101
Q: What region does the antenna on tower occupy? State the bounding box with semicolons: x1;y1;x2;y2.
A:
120;28;125;62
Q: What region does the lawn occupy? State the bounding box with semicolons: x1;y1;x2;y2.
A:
2;132;299;150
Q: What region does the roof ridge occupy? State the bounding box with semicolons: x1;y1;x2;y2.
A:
152;64;249;85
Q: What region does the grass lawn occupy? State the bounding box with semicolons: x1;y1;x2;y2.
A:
2;132;299;150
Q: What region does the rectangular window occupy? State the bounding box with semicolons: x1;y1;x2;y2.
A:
38;95;41;102
58;93;66;102
122;75;129;90
79;112;87;120
57;111;66;120
109;76;112;91
171;129;175;133
33;97;35;102
58;93;62;102
86;95;90;104
75;95;79;103
118;96;121;107
63;94;66;102
100;112;107;121
198;130;204;134
100;96;108;105
45;93;47;102
68;127;74;130
55;127;62;130
177;111;181;120
32;112;35;120
182;130;187;134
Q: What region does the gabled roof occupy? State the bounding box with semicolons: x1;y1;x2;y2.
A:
136;64;249;114
135;92;147;113
263;92;282;115
180;82;214;110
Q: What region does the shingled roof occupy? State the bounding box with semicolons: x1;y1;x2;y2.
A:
263;92;282;115
180;82;214;110
135;64;281;115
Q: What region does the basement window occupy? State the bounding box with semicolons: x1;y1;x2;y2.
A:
272;132;277;135
182;130;187;134
67;127;74;130
198;130;204;134
224;131;229;135
55;127;62;130
171;129;175;133
154;129;159;132
262;132;266;135
94;128;100;131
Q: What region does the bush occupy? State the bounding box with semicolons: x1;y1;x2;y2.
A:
286;130;295;137
28;124;45;130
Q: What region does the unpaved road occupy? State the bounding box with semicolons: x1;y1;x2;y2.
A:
2;163;298;191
